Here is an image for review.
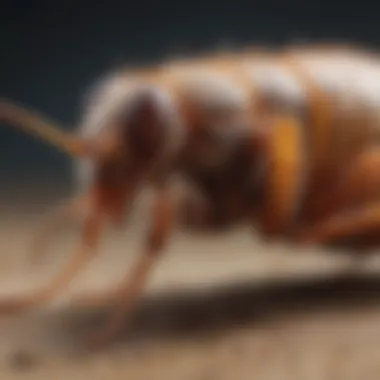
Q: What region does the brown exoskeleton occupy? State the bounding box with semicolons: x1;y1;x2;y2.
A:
3;43;380;349
0;51;267;347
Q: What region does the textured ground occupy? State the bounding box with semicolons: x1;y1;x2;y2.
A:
1;190;380;379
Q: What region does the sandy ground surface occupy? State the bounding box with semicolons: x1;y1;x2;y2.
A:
1;190;380;379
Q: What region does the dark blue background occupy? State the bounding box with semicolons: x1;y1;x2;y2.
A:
0;0;377;190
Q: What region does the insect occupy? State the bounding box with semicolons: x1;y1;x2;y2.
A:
1;43;380;349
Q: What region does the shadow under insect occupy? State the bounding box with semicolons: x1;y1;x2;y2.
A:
58;271;380;348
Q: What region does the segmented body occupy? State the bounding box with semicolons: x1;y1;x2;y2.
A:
101;48;380;243
242;47;380;241
74;47;379;232
4;44;380;347
76;45;380;242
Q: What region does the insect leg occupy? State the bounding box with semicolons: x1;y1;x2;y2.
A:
29;193;91;264
294;147;380;245
74;182;179;348
300;147;380;224
295;202;380;247
0;196;104;314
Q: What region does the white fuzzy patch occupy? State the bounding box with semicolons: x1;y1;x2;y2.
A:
244;61;308;109
290;54;380;124
170;66;250;113
72;50;380;192
347;58;380;110
243;53;380;119
78;71;139;138
73;71;186;191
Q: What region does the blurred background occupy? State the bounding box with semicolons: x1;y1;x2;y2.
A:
2;1;380;379
1;0;378;191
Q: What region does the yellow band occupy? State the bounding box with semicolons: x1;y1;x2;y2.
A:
281;53;332;181
258;114;307;236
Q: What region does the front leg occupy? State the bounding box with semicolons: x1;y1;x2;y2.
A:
74;181;179;349
0;193;104;314
29;192;90;264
